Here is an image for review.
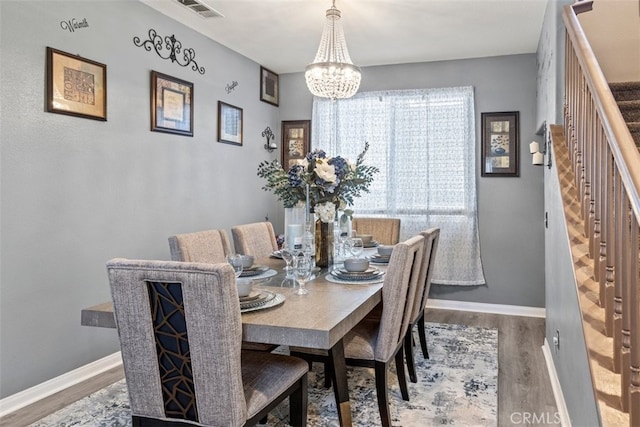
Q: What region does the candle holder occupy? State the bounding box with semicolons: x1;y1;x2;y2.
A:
262;126;276;152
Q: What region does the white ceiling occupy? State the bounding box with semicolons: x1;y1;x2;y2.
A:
140;0;548;74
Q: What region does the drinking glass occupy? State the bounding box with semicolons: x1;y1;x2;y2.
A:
294;255;312;295
347;237;364;259
226;254;244;278
281;245;294;274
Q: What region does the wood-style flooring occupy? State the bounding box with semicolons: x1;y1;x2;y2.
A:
1;308;558;427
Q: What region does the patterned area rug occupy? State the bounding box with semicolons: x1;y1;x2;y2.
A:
31;323;497;427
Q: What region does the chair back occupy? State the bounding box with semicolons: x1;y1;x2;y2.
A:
107;259;247;426
374;235;424;362
409;228;440;324
231;221;278;258
351;217;401;245
168;229;232;263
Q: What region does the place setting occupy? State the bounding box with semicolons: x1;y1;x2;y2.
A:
230;256;285;313
367;244;394;265
227;253;277;280
327;238;385;284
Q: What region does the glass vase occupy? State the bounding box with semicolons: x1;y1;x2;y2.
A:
314;217;334;268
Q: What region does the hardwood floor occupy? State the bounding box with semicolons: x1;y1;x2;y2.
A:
1;308;558;427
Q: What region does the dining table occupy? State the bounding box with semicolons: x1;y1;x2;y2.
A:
81;253;385;427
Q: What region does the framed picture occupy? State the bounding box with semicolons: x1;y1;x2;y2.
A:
151;71;193;136
218;101;243;146
260;66;279;106
46;47;107;121
481;111;520;177
281;120;311;169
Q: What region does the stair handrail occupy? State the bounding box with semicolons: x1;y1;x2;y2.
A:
564;1;640;223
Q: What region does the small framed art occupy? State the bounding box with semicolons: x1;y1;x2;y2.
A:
481;111;520;177
151;71;193;136
46;47;107;121
281;120;311;169
218;101;243;146
260;66;279;106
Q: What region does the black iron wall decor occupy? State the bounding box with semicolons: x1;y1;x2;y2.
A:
262;126;276;152
133;29;205;75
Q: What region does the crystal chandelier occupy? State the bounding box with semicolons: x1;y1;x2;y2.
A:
305;0;361;100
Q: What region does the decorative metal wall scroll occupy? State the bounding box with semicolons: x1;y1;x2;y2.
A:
262;126;276;152
225;80;239;94
133;29;205;75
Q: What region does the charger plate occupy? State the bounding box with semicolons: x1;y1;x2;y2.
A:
239;265;270;277
331;267;384;282
363;241;379;248
240;290;285;313
368;254;390;264
325;273;385;285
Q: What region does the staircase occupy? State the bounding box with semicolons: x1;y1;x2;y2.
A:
610;81;640;147
563;3;640;426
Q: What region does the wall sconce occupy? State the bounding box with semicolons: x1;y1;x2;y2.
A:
530;137;552;169
262;126;276;152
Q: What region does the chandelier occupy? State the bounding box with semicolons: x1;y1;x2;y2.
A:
305;0;361;100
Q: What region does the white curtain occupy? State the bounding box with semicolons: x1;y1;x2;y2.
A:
312;87;485;286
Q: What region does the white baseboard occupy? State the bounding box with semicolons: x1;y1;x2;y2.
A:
542;339;571;427
426;298;546;318
0;352;122;418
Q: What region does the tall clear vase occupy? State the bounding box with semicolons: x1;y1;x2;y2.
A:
314;217;334;268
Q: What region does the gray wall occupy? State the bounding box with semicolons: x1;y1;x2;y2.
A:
0;0;283;398
281;54;546;308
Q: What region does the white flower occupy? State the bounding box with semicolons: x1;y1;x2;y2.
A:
295;158;309;169
314;160;337;183
315;201;336;223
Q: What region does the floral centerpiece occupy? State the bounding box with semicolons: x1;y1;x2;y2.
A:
257;142;378;222
257;143;378;267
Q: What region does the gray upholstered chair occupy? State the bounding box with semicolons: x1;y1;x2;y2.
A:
404;228;440;383
168;229;232;263
231;222;279;258
351;217;401;245
292;235;424;427
107;259;308;427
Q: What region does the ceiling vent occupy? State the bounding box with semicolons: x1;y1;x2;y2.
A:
176;0;224;18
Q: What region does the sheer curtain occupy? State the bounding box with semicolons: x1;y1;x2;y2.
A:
312;87;485;286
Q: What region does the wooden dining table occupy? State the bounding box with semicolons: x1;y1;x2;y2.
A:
81;256;384;427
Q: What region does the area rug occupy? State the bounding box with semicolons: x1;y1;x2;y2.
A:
31;323;498;427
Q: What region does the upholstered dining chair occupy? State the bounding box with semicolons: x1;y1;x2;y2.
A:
292;235;424;427
404;228;440;383
351;217;401;245
107;259;308;427
231;221;279;258
168;228;232;263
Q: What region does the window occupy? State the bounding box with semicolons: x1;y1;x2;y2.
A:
312;87;485;286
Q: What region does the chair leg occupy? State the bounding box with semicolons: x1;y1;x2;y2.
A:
289;375;308;427
404;327;418;383
417;312;429;359
395;345;410;401
259;415;268;424
374;361;392;427
323;361;332;388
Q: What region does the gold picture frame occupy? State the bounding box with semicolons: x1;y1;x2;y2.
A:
46;47;107;121
150;71;193;136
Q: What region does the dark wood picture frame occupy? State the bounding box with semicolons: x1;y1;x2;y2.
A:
46;47;107;121
150;71;193;136
218;101;243;146
481;111;520;177
281;120;311;169
260;66;279;106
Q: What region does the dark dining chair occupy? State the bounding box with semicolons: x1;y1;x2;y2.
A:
168;228;232;263
351;217;401;245
404;228;440;383
107;259;308;426
292;235;424;427
231;221;279;258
